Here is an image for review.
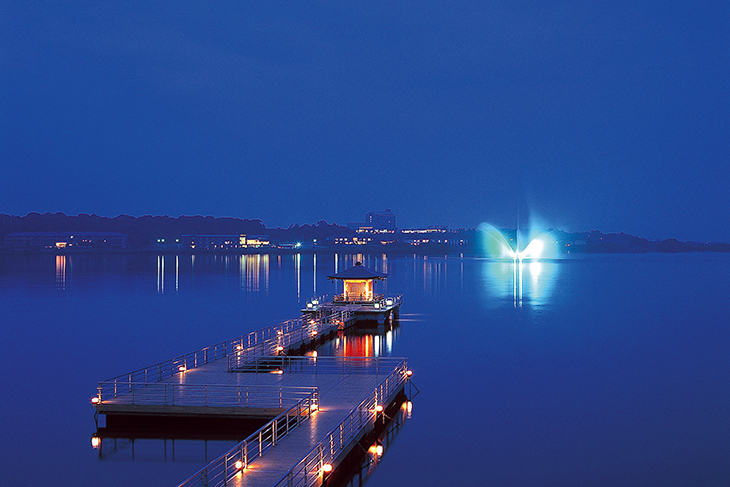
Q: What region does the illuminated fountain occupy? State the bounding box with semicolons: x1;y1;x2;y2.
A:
478;223;559;261
478;223;560;307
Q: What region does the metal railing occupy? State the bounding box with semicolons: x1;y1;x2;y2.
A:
272;358;409;487
97;382;318;409
99;312;352;398
231;356;406;378
333;293;384;303
332;293;403;308
177;390;320;487
227;310;353;371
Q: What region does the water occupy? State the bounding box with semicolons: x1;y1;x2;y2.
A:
1;252;729;486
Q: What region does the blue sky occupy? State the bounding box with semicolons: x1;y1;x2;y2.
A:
1;1;728;241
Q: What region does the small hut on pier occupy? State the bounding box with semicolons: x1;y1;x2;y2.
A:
328;262;387;303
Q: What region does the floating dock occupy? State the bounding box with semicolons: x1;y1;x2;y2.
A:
303;261;402;326
92;305;410;487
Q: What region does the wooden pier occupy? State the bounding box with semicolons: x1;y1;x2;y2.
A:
92;306;410;487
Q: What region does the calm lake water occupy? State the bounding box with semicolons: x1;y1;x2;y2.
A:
1;251;729;486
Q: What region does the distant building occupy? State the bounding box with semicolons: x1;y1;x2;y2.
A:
331;236;374;246
181;234;245;250
401;226;448;235
4;232;128;250
245;235;271;248
179;234;271;249
366;209;396;230
348;209;397;233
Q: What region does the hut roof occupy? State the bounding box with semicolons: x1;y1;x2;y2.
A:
327;262;387;280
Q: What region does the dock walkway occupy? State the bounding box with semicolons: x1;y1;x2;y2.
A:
172;356;408;487
95;349;408;487
93;301;408;487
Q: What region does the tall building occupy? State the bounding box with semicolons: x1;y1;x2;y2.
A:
365;209;396;231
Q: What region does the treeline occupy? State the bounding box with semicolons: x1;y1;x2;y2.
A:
553;230;730;253
1;213;728;253
0;213;354;247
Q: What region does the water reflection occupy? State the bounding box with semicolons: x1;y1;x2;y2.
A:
295;253;301;301
239;254;270;293
157;255;164;294
340;399;410;487
55;255;66;290
91;437;236;463
315;328;398;358
482;259;559;308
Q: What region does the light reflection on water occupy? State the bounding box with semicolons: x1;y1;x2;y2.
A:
5;252;730;487
314;328;397;358
55;254;66;289
481;258;560;308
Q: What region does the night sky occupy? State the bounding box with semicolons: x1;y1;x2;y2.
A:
2;2;728;241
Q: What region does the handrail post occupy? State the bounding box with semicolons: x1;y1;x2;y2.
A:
273;417;277;446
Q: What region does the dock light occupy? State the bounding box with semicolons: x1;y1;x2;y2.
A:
237;345;243;351
312;330;318;336
375;444;384;456
91;436;100;449
406;370;413;378
235;460;244;470
322;463;333;473
375;405;384;413
178;366;187;373
310;403;319;411
91;397;101;405
276;346;284;352
386;299;393;306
